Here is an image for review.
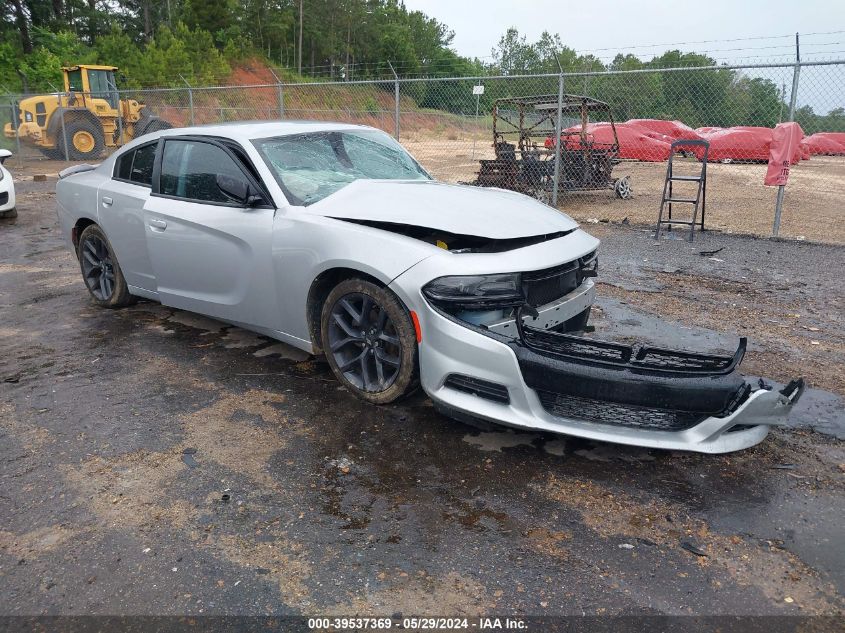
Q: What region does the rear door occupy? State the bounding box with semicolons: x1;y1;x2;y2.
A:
143;136;279;329
97;141;158;292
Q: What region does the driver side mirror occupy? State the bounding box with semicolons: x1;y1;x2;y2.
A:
216;174;264;207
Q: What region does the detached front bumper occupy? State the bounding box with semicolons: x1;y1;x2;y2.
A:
413;293;804;454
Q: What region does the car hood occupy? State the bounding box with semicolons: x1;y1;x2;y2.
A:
308;180;578;239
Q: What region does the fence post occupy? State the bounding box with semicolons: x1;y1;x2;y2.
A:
388;61;400;140
268;68;285;119
2;89;23;164
47;82;70;162
551;71;564;207
180;75;194;126
772;34;801;237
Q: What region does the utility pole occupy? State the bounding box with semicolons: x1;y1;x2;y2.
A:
298;0;304;76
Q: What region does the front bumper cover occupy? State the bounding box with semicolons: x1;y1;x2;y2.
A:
510;317;804;434
413;290;804;453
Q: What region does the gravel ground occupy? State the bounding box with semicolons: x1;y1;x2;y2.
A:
401;139;845;244
0;173;843;623
10;140;845;245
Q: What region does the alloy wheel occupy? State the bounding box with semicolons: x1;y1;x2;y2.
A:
80;235;116;301
327;292;402;392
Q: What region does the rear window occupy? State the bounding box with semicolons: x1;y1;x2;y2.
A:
114;143;156;187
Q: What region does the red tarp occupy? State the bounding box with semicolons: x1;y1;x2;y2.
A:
814;132;845;146
765;122;804;186
627;119;704;142
547;122;671;162
804;133;845;155
696;127;773;162
541;119;844;164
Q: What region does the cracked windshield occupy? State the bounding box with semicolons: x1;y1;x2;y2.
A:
255;130;430;205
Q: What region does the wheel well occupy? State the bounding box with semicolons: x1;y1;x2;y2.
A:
306;267;383;355
72;218;96;249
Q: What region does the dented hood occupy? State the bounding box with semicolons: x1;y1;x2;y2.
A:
308;180;578;239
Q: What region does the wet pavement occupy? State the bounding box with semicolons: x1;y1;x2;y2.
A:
1;176;843;619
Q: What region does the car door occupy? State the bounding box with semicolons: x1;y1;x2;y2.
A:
97;141;158;292
143;136;279;329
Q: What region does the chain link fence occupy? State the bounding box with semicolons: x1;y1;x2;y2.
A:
3;60;844;242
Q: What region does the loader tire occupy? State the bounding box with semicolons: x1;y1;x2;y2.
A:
58;118;105;161
39;147;67;161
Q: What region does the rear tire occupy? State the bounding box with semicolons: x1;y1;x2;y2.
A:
137;117;173;137
321;278;419;404
77;225;135;308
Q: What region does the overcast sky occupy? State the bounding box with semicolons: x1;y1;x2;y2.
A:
403;0;845;112
402;0;844;65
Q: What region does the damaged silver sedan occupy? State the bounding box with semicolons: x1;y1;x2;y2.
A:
56;122;804;453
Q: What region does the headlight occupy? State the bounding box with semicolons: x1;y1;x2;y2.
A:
423;273;524;310
579;251;598;278
24;111;33;123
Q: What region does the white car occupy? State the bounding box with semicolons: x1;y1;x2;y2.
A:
55;122;803;453
0;149;16;218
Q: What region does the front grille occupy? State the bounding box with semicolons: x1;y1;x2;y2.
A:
522;261;579;306
524;328;631;363
538;391;706;431
0;192;7;205
522;327;745;376
444;374;510;404
634;347;737;372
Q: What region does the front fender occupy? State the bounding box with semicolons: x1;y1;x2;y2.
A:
272;212;435;342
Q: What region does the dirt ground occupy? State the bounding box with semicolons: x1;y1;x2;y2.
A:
9;134;845;247
402;138;845;245
0;172;843;626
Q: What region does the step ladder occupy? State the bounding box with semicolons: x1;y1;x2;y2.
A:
655;139;709;242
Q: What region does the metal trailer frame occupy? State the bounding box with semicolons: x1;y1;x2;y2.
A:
473;94;631;201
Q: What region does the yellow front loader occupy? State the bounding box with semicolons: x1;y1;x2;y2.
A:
4;65;171;161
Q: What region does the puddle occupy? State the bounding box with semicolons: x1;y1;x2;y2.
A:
542;439;567;456
574;444;656;463
706;486;845;594
221;328;267;349
591;297;738;352
782;384;844;440
254;343;311;362
166;312;226;332
462;430;539;452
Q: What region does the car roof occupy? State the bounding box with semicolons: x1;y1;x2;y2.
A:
153;120;377;142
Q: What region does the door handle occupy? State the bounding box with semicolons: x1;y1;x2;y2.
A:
149;219;168;231
101;196;113;206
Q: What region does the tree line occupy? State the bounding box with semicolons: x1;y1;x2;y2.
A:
2;2;841;130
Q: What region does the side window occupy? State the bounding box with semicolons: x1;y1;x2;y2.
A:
130;143;155;186
114;143;156;187
160;140;246;203
67;69;83;92
115;151;132;181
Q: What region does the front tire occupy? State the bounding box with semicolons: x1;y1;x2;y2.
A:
321;279;419;404
77;225;135;308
